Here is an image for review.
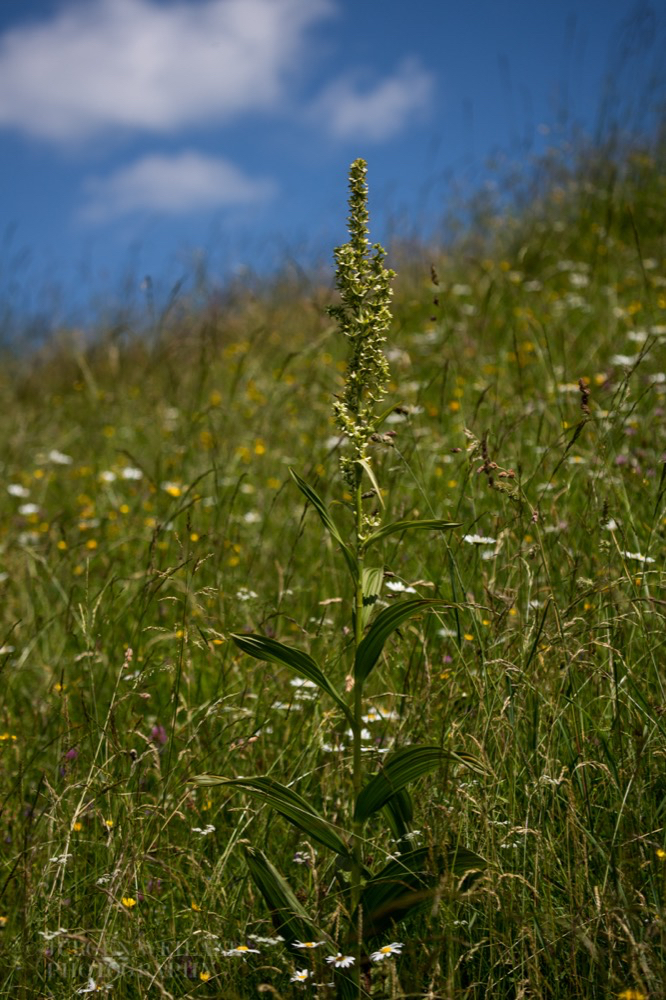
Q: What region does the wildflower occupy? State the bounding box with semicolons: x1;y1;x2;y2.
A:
7;484;30;497
236;587;258;601
656;848;666;860
370;941;403;962
121;897;136;908
385;580;416;593
293;940;325;950
622;551;655;564
222;944;260;956
150;724;168;745
199;971;210;982
362;706;397;723
47;449;73;464
329;158;393;495
346;728;372;741
18;503;40;516
191;825;216;836
161;481;182;497
76;979;107;993
463;534;496;545
191;901;201;911
0;916;7;928
618;990;647;1000
290;969;311;983
612;353;640;366
121;466;143;480
325;952;355;968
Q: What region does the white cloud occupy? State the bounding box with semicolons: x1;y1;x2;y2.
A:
81;150;275;219
312;58;433;142
0;0;333;141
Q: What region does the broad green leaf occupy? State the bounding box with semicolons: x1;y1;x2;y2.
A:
243;845;325;946
354;599;455;683
231;633;353;726
357;845;488;940
289;469;358;581
356;457;384;507
359;565;384;630
191;773;352;858
354;745;486;823
365;518;461;549
382;787;414;843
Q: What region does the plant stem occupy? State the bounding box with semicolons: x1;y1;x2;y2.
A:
351;466;365;992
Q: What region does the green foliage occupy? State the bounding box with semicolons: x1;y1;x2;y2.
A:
192;159;485;997
1;136;665;998
354;746;486;823
229;631;352;723
193;774;352;857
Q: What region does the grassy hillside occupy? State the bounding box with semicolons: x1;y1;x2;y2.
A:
1;137;665;999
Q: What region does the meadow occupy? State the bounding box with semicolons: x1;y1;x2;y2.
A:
0;136;665;999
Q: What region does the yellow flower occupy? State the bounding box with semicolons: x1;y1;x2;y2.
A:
618;990;646;1000
191;901;201;911
121;897;137;908
199;971;210;982
656;848;666;860
0;916;7;928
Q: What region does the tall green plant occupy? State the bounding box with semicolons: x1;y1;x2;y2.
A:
193;159;486;998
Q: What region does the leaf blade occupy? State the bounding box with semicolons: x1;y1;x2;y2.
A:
359;565;384;630
244;846;325;946
354;745;486;823
231;633;352;724
191;773;352;858
357;845;488;940
365;518;461;549
354;599;455;683
289;468;358;581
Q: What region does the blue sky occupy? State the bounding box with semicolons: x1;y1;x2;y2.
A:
0;0;663;334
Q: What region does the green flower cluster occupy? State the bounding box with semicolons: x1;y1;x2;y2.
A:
329;158;394;489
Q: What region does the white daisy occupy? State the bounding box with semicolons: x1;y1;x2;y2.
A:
222;944;260;956
325;953;355;968
385;580;417;593
622;550;655;564
370;941;404;962
293;940;324;950
290;969;311;983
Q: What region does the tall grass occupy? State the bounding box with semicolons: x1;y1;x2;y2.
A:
0;133;665;998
